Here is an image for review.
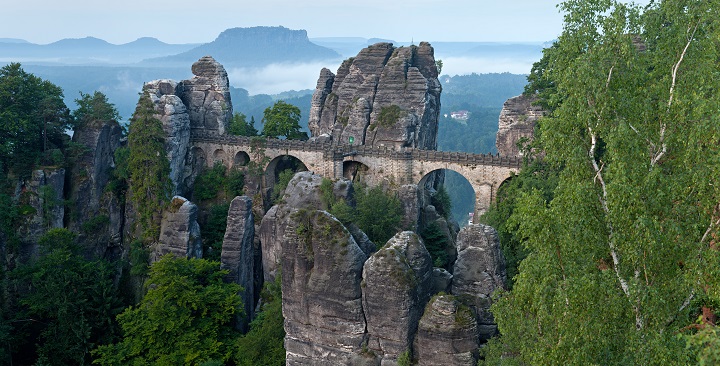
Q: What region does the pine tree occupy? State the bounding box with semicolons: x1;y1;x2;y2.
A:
127;92;171;241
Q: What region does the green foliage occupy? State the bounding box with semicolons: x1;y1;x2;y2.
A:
226;167;245;198
0;63;71;177
397;349;411;366
92;255;242;366
373;105;404;130
127;92;171;241
486;1;720;364
431;185;452;220
107;147;129;200
420;222;449;268
261;101;306;140
480;160;559;289
81;214;110;233
354;184;403;246
272;168;295;203
128;239;150;277
686;325;720;366
193;162;245;202
10;228;123;365
194;162;228;201
235;276;285;366
202;204;229;262
72;91;120;126
228;112;259;137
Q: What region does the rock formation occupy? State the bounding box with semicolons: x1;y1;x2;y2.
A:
414;294;479;366
142;56;233;195
452;224;507;341
154;196;202;261
259;172;353;283
16;168;65;257
220;196;255;331
143;80;191;194
309;42;441;150
68;119;124;258
282;209;368;365
179;56;233;135
147;26;341;68
496;94;545;157
362;231;433;364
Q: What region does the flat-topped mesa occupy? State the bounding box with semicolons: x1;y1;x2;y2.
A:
309;42;441;150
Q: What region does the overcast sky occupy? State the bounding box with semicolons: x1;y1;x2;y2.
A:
3;1;572;45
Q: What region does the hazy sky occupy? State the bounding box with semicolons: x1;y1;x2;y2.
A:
3;1;570;44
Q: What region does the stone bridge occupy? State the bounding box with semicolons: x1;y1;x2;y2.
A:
190;132;521;222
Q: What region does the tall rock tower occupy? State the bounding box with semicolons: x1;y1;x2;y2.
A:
309;42;441;150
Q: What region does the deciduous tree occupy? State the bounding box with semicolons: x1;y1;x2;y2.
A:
484;1;720;364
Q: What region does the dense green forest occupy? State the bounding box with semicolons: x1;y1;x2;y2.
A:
480;0;720;364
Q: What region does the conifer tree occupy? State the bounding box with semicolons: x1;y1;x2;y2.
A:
127;92;171;241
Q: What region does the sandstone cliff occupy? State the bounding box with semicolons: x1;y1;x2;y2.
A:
495;94;545;157
452;224;507;341
153;196;202;261
142;56;233;196
414;294;479;366
220;196;255;331
309;42;441;150
67;119;124;258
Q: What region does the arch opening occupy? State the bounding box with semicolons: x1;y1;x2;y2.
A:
343;161;370;184
233;151;250;167
213;149;228;167
264;155;308;208
418;169;476;227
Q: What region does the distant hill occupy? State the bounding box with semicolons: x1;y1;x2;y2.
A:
0;37;197;65
145;26;341;67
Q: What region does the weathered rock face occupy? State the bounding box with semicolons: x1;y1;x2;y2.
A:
68;119;124;258
452;224;506;341
414;294;479;366
362;231;433;364
398;184;419;232
139;56;233;196
144;80;191;194
220;196;255;331
16;169;65;256
154;196;202;261
309;42;441;150
259;172;354;283
282;209;368;365
180;56;233;135
496;94;545;157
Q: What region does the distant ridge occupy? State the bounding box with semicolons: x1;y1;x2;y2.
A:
0;38;29;44
0;37;197;65
144;26;341;67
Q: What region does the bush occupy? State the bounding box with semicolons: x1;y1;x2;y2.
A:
193;162;227;201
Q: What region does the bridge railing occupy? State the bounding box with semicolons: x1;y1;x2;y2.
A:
189;132;522;168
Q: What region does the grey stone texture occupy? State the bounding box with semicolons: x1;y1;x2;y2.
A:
220;196;255;331
362;231;433;365
496;94;545;157
452;224;507;341
154;196;202;261
309;42;441;150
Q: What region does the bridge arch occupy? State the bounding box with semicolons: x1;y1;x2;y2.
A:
263;154;309;207
212;149;228;167
189;146;207;170
343;160;370;183
418;169;476;226
233;150;250;167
